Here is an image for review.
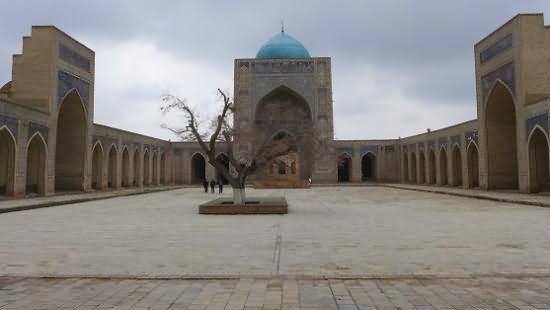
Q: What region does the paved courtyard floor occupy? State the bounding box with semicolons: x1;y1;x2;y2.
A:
0;187;549;279
1;276;550;309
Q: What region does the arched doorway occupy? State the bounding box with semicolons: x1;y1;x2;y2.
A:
160;153;167;185
485;81;518;189
191;153;206;184
143;151;150;186
26;133;47;195
255;86;313;183
361;153;376;181
427;150;436;184
152;152;158;185
91;143;103;190
451;145;462;186
133;150;140;186
528;128;550;193
55;90;86;191
121;147;130;187
337;154;352;182
0;128;16;196
107;145;117;188
402;153;409;183
410;152;417;183
439;148;448;186
215;153;229;184
418;151;426;184
467;142;480;188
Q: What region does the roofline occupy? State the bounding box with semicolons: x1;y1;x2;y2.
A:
399;119;478;141
93;123;170;143
475;13;543;47
235;57;330;61
31;25;95;54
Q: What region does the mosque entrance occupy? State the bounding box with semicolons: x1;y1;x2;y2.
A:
361;153;376;181
55;90;86;191
338;155;352;182
485;81;518;189
191;153;206;184
528;128;550;193
254;86;313;187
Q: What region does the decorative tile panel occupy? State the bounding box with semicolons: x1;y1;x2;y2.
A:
480;34;513;63
465;131;479;145
336;147;354;157
59;44;91;72
252;61;314;74
0;114;18;141
361;145;378;156
28;122;48;141
57;70;90;108
92;135;118;149
427;140;435;150
526;113;549;139
401;145;408;152
481;62;514;100
417;142;425;151
438;137;449;149
450;135;461;146
384;145;395;153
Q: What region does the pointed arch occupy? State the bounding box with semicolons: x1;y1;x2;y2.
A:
255;85;312;122
91;142;104;190
143;150;151;186
438;147;448;186
451;144;463;186
191;152;206;184
107;144;118;188
528;126;550;193
418;151;426;184
121;146;130;187
25;132;47;195
410;152;417;183
160;152;167;185
152;151;159;185
361;152;376;181
133;148;141;187
467;141;480;188
0;126;16;196
402;152;409;183
484;80;518;189
55;89;87;191
427;149;436;185
337;153;352;182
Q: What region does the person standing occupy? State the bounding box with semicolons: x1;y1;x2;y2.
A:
210;179;216;193
203;179;208;193
218;179;223;194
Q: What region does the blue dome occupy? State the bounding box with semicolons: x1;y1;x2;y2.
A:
256;31;311;59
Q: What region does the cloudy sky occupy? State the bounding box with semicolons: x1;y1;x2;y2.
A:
1;1;549;140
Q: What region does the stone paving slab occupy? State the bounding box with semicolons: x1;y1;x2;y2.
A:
0;186;181;214
0;276;549;309
1;187;550;278
380;184;550;208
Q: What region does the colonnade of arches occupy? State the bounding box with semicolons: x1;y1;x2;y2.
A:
0;90;172;198
337;152;377;182
90;142;169;190
402;142;480;189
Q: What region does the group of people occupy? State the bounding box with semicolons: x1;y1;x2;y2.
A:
203;179;224;194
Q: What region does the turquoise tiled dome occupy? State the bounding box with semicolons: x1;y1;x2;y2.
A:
256;31;311;59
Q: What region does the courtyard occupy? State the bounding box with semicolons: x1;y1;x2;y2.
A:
0;186;549;279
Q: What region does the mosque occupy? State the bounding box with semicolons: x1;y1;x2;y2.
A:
0;13;549;198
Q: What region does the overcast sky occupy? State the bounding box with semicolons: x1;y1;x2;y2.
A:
1;1;549;140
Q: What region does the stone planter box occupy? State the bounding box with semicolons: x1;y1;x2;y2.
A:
199;197;288;214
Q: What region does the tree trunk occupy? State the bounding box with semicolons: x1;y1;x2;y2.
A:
232;187;246;205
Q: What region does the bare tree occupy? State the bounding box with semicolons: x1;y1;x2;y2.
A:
161;89;298;205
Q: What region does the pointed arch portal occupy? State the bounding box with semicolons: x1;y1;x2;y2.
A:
485;81;518;189
528;128;550;193
0;128;16;196
26;134;47;195
55;90;86;191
